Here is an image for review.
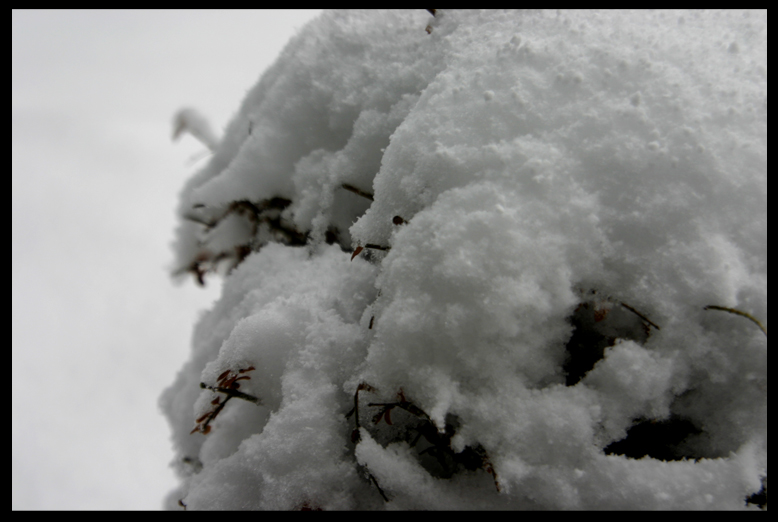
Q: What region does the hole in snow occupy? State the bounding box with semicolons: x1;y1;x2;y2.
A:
563;295;652;386
603;416;701;461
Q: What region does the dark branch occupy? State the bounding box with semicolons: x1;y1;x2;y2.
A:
341;183;374;201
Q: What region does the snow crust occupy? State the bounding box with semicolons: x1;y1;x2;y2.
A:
162;10;766;509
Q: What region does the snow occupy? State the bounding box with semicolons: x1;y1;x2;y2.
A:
162;10;766;509
173;108;220;151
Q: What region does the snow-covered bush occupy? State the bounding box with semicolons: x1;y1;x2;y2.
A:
162;10;766;510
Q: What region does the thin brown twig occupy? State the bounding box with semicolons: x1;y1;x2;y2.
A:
199;382;262;404
364;243;390;251
619;301;661;331
704;305;767;337
341;183;374;201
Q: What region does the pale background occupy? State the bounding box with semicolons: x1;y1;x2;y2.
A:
12;9;322;510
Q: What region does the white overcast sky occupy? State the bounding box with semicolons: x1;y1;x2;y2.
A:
12;9;322;510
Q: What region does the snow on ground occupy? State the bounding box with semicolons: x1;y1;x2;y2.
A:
162;10;766;509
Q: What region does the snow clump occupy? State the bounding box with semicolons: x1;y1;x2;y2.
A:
162;10;766;510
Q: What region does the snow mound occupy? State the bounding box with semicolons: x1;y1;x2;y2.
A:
163;10;766;510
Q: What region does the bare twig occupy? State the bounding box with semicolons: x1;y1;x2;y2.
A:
704;305;767;337
369;473;390;502
341;183;374;201
191;366;259;435
619;301;661;331
199;382;261;404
